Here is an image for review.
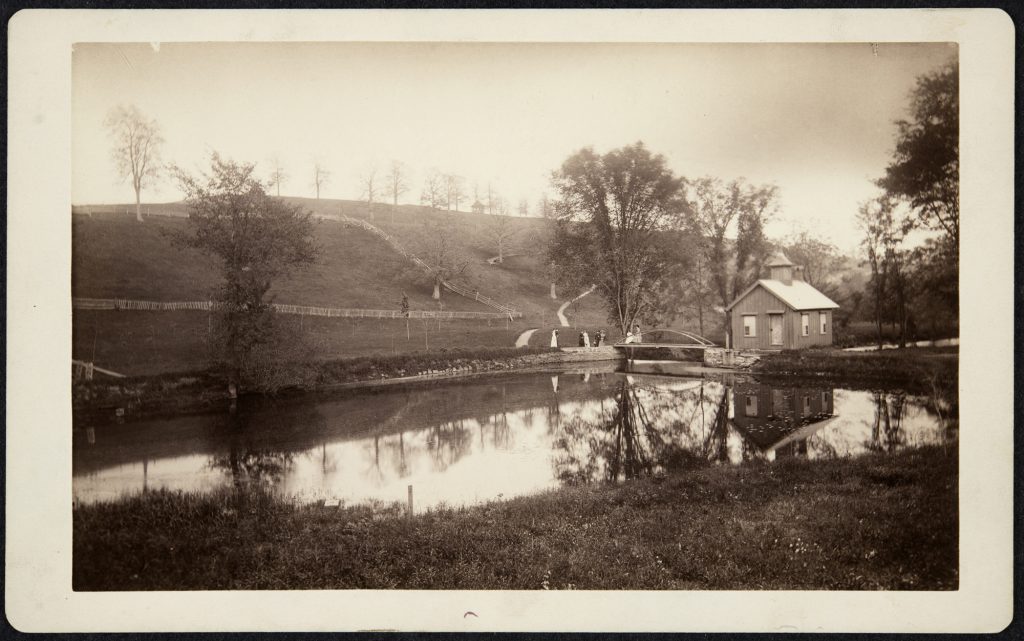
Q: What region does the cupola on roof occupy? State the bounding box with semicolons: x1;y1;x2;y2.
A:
765;251;794;267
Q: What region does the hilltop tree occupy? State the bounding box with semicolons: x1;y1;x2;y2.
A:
444;174;465;212
517;199;530;217
359;167;379;220
104;104;163;222
420;170;446;210
172;153;319;385
549;142;690;337
384;160;410;221
268;156;288;197
311;162;331;200
878;60;959;253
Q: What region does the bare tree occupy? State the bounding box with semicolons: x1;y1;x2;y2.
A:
485;199;518;263
268;156;288;197
311;162;331;200
486;183;497;215
384;160;410;221
517;199;530;217
537;192;557;297
104;104;163;222
420;170;446;210
417;214;471;299
359;167;379;220
444;174;465;211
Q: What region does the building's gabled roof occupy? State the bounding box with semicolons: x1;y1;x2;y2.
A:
726;278;840;311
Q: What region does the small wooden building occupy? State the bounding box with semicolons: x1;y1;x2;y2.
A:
726;252;839;350
471;200;486;215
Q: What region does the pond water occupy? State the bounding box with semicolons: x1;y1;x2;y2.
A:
72;364;957;508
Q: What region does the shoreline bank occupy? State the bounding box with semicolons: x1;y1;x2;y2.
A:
73;347;626;423
72;444;958;591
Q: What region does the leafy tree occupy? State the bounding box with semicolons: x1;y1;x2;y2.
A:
857;197;910;348
172;154;319;384
549;142;690;336
104;104;163;222
688;176;778;345
878;61;958;253
907;237;958;336
782;230;842;290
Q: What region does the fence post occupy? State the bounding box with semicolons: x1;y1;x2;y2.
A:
407;484;414;519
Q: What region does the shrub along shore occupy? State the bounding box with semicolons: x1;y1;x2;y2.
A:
73;344;958;423
752;346;959;395
73;445;957;591
73;346;621;422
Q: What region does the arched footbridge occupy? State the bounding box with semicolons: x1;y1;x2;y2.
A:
612;328;717;351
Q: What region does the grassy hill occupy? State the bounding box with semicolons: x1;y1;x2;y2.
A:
72;200;632;374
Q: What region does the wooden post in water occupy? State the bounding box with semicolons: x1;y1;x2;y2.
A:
407;484;414;519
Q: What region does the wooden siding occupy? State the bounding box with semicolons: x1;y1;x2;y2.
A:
730;285;833;350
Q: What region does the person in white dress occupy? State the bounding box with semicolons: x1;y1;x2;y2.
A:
583;330;591;348
550;329;559;348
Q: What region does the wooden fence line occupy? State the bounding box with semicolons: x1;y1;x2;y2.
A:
72;297;518;320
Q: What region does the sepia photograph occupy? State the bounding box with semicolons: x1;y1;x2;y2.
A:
6;8;1014;633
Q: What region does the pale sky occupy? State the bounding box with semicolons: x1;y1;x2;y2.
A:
72;41;956;252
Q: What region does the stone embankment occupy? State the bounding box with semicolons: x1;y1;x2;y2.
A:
702;347;761;369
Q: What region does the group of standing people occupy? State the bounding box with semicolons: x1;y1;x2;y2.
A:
576;329;606;348
551;327;638;348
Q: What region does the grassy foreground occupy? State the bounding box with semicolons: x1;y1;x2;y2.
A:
73;445;957;591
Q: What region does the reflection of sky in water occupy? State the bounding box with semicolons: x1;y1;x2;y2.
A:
73;370;954;508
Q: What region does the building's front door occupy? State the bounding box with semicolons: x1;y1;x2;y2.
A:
769;314;783;346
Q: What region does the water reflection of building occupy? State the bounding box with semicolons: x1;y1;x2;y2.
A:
730;382;836;460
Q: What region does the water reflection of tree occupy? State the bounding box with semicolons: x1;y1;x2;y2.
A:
207;401;328;488
865;391;907;452
552;377;729;484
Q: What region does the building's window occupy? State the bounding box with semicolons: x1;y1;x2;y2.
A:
802;395;812;417
819;311;828;334
745;394;758;417
742;315;756;337
801;313;810;336
821;391;830;407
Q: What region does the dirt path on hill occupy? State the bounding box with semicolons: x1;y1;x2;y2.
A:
514;328;538;348
556;285;597;327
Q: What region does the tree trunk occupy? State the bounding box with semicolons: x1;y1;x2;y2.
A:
432;281;441;300
498;240;503;264
550;282;556;299
135;189;143;222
